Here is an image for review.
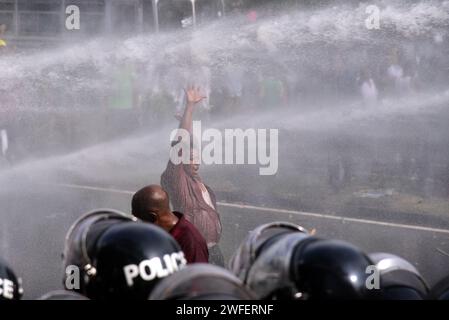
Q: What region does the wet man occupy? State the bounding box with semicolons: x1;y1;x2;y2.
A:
132;184;209;264
161;86;224;266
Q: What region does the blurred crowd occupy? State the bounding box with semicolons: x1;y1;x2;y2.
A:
0;15;448;159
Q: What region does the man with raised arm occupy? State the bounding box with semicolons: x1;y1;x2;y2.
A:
161;86;223;266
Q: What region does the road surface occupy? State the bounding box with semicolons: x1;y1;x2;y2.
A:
1;182;448;299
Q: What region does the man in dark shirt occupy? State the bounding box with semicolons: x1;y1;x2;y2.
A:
131;184;208;264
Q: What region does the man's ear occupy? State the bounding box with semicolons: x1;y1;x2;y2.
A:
146;212;158;224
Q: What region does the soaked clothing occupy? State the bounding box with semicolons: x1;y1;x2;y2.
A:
161;149;222;247
199;182;215;210
169;211;209;264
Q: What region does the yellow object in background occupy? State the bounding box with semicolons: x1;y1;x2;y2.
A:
0;39;6;47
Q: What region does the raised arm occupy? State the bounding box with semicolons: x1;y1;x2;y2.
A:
161;86;206;212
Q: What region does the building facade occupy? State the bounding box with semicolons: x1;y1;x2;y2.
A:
0;0;228;48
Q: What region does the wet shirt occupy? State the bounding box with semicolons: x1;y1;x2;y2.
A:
169;212;209;264
161;154;222;246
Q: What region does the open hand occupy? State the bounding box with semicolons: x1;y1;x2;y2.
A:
185;85;206;105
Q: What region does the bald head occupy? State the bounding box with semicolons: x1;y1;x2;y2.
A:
132;185;170;222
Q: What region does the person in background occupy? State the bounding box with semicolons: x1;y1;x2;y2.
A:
258;71;287;108
0;128;8;162
132;185;209;264
0;26;10;164
224;63;244;112
0;23;6;39
359;69;378;107
106;57;138;137
0;24;7;53
161;86;224;266
386;47;412;94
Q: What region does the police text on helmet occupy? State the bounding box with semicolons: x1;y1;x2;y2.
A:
123;252;187;287
0;278;15;300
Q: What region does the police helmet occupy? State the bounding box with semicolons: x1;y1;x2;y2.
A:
229;221;309;284
0;256;23;300
63;209;186;299
369;253;428;300
150;264;256;300
429;274;449;300
291;239;378;300
62;209;135;292
229;222;312;299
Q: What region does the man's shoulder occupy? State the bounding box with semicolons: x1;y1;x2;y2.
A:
175;212;200;233
173;212;207;241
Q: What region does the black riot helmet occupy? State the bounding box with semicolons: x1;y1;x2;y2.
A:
150;264;256;300
240;232;377;300
229;222;310;299
63;209;187;300
62;208;136;293
290;239;378;300
368;253;428;300
429;274;449;300
0;256;23;300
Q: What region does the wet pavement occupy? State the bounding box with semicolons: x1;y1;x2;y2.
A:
1;181;448;299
